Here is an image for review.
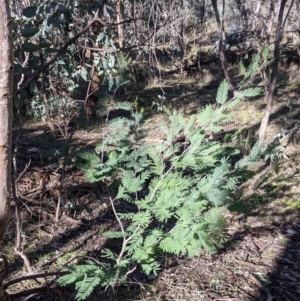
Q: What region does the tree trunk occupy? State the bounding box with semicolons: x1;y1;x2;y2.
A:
178;0;185;74
132;0;137;43
249;0;261;30
235;0;248;32
116;0;124;48
0;0;13;242
211;0;235;92
258;0;291;141
0;1;13;300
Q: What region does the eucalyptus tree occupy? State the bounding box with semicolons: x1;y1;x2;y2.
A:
0;3;14;301
0;0;14;243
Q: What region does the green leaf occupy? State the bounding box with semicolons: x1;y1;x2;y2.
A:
108;75;114;91
44;47;57;54
197;105;214;127
77;276;101;300
114;101;132;111
239;87;262;98
216;80;228;105
40;42;52;48
97;32;105;41
238;61;246;73
23;6;37;18
262;46;270;59
22;27;39;38
102;58;108;70
80;67;88;81
239;53;261;86
22;42;40;52
101;248;117;260
108;55;115;68
57;59;65;65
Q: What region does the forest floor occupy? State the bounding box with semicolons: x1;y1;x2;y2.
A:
2;60;300;301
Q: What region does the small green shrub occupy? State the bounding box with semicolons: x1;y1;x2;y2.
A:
58;80;264;300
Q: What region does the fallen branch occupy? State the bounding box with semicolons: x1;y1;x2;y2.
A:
4;271;68;289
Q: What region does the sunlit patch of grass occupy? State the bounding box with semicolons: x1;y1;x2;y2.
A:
0;241;18;263
264;251;274;257
282;198;300;209
23;243;36;254
57;251;78;265
278;235;288;245
253;111;264;119
229;101;262;126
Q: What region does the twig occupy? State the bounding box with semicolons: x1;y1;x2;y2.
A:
107;192;141;287
16;52;30;90
55;189;62;223
14;159;31;184
250;238;261;258
100;110;111;163
4;271;68;289
108;195;126;251
84;64;101;106
12;121;33;273
9;284;63;300
80;45;121;52
250;273;273;301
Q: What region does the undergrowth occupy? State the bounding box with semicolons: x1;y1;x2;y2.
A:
58;49;273;300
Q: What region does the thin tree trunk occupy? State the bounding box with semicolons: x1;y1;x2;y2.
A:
258;0;292;141
179;0;185;74
211;0;235;93
235;0;248;32
116;0;124;48
132;0;137;43
249;0;261;30
0;1;13;300
39;50;56;135
0;0;13;242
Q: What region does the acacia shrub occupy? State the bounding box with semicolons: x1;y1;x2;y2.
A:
57;80;264;300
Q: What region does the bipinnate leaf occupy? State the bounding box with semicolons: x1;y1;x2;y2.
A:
239;87;262;98
68;60;266;300
216;80;228;105
114;101;132;111
197;105;214;127
262;46;270;59
77;276;101;300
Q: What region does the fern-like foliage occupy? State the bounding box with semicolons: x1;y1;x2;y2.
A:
57;261;125;300
239;45;272;86
59;62;266;300
216;80;229;105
